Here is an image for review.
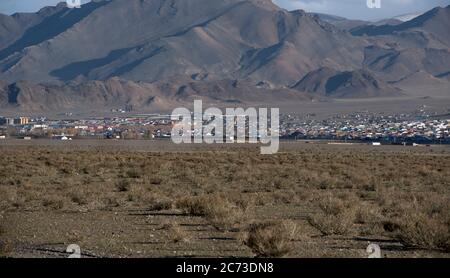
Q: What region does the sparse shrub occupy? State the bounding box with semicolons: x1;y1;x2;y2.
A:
116;179;130;192
0;220;12;257
233;196;253;213
67;230;85;244
361;183;377;192
382;220;401;233
149;177;162;185
103;195;120;208
0;240;12;257
394;212;450;252
272;191;297;204
355;204;382;225
308;196;356;236
162;222;189;243
69;191;87;206
242;220;297;258
318;196;349;215
42;196;65;210
126;169;141;179
149;199;173;211
127;192;137;202
11;201;23;209
176;196;209;216
176;195;244;230
308;213;354;236
126;186;153;203
351;202;385;236
60;167;74;175
206;199;245;230
0;218;4;236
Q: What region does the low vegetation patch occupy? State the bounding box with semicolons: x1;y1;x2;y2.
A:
149;198;173;211
162;222;189;243
42;196;65;210
116;179;130;192
394;212;450;252
0;219;12;257
125;168;142;179
176;195;245;230
308;196;356;236
69;191;88;206
242;220;298;258
1;145;449;257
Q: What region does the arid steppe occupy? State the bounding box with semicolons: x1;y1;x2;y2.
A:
0;140;449;258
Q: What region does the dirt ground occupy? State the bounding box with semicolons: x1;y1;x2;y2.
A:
0;140;449;258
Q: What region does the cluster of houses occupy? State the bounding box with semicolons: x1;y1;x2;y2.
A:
0;115;173;140
280;112;450;144
1;111;449;144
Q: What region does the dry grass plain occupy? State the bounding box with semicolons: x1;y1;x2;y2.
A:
0;140;449;258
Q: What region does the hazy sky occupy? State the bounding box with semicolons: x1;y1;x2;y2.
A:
273;0;450;20
0;0;449;20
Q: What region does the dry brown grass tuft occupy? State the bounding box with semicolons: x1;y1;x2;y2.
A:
176;196;210;216
0;218;12;257
103;194;121;208
241;220;298;258
377;190;450;251
68;191;88;206
0;240;12;257
394;212;450;252
116;179;130;192
125;168;142;179
176;195;245;230
0;218;4;237
42;196;65;210
149;198;173;211
308;196;356;236
355;204;382;225
162;222;190;243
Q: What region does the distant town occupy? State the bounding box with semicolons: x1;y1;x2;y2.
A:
1;107;449;145
279;110;450;145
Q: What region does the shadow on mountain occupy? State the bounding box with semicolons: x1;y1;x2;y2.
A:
350;7;441;36
7;83;20;104
291;67;401;98
166;1;247;38
0;1;109;61
107;47;166;78
435;71;450;78
239;42;284;75
50;48;134;81
325;72;352;94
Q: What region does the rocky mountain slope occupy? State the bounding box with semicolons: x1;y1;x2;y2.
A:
0;0;448;113
290;67;401;98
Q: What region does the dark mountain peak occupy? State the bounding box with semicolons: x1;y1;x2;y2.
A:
310;13;346;22
289;9;307;16
7;1;68;18
351;5;450;37
395;5;449;29
291;67;401;98
0;0;110;61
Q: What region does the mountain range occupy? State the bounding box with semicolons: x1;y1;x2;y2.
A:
0;0;449;114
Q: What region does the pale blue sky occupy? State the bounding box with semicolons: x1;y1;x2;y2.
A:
0;0;449;20
273;0;450;20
